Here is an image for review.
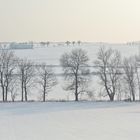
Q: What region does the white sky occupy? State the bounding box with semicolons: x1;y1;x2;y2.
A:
0;0;140;42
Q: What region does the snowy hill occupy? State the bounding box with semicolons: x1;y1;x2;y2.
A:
0;43;140;140
0;102;140;140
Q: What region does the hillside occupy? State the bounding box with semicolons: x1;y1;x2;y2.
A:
0;102;140;140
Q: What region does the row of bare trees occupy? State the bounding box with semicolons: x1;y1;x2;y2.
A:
0;47;140;102
94;47;140;101
61;47;140;101
0;50;56;102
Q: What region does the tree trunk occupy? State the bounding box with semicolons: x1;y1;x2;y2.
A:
21;81;24;102
75;93;78;101
21;71;24;102
2;86;5;102
104;83;114;101
43;79;46;102
132;92;135;101
132;95;135;101
24;86;28;101
5;86;8;102
131;86;135;101
75;74;78;101
109;94;114;101
43;86;46;102
1;73;5;102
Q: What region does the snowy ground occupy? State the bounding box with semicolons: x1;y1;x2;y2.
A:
0;102;140;140
1;44;140;139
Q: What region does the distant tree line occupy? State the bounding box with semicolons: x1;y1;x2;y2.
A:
0;47;140;102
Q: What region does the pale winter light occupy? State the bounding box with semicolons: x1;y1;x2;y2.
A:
0;0;140;42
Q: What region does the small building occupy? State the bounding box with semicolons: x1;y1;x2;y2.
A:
9;42;33;50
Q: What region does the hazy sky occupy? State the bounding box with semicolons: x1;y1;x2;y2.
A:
0;0;140;42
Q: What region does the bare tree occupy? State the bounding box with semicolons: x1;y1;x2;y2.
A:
0;49;17;101
135;55;140;101
94;47;122;101
18;59;34;102
123;57;136;101
77;41;81;46
66;41;71;46
37;64;57;102
60;49;90;101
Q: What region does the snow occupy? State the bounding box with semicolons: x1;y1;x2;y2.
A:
0;43;140;139
0;102;140;140
14;43;139;65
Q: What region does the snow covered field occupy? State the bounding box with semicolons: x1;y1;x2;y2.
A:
14;43;139;65
0;43;140;139
0;101;140;140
